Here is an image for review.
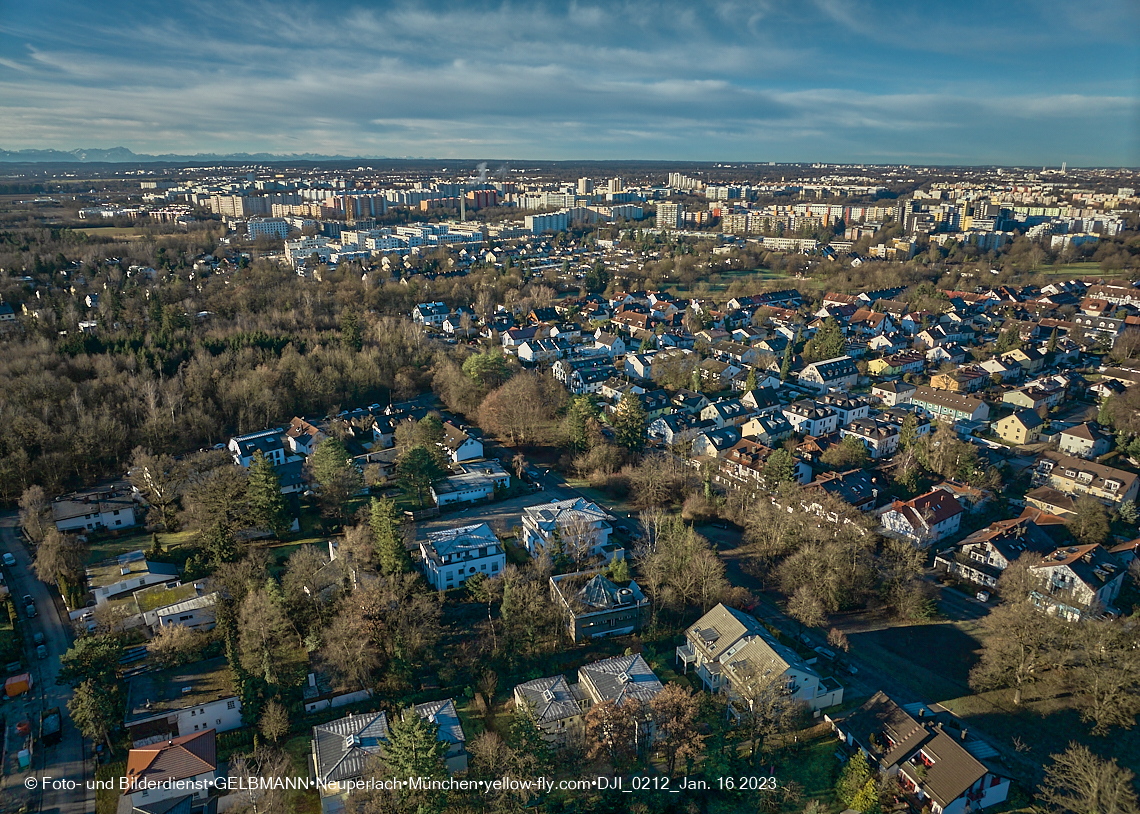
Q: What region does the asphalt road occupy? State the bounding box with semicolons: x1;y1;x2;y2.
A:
0;516;92;814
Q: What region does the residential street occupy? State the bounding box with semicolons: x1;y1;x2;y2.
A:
0;516;93;814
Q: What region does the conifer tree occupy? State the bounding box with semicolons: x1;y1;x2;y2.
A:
248;450;288;537
370;496;410;575
613;392;647;453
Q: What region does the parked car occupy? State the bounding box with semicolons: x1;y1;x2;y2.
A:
976;591;991;602
22;595;33;608
2;553;14;567
32;633;44;646
813;646;837;661
25;604;36;619
36;645;47;660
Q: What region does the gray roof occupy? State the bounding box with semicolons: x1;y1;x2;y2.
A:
313;711;391;785
523;498;611;531
514;675;583;725
415;698;465;745
423;522;499;563
155;592;218;618
579;653;663;705
313;700;464;784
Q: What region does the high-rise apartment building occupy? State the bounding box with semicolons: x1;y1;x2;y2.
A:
656;202;682;229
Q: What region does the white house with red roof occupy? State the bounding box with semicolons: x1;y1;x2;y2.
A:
879;490;965;547
122;729;217;811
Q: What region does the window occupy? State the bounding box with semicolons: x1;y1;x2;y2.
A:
227;700;236;710
194;724;199;731
191;710;196;716
216;719;222;724
113;510;120;515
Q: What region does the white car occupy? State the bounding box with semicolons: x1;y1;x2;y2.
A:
976;591;991;602
2;553;14;567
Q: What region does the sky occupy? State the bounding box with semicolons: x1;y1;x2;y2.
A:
1;0;1138;165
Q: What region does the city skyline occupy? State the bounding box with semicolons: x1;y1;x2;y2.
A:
1;0;1138;166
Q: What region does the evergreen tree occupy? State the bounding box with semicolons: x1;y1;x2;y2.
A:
612;392;647;453
780;341;793;381
851;778;882;814
744;368;757;393
69;679;119;754
248;450;289;537
763;448;796;485
836;749;873;807
1047;327;1058;354
564;396;599;453
203;520;239;566
397;445;446;508
309;438;353;490
507;703;553;776
370;496;410;575
899;412;918;449
385;707;449;780
804;318;845;362
340;310;363;352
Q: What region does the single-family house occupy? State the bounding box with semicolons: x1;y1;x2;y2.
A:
441;422;484;463
549;571;649;642
52;489;138;533
122;729;217;811
676;604;841;712
879;490;965;547
419;522;505;591
1057;423;1112;459
993;410;1043;445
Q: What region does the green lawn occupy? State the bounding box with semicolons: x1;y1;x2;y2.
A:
281;734;322;814
84;528;197;565
1035;261;1101;278
775;730;842;812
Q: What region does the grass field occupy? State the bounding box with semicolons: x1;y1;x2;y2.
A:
706;267;792;292
72;226;149;239
849;621;985;704
1034;261;1102;278
84;528;197;565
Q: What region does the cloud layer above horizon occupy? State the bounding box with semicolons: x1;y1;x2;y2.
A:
1;0;1138;165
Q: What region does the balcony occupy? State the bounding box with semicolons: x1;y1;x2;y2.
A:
675;643;697;669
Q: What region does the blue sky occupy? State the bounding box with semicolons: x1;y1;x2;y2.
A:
1;0;1138;165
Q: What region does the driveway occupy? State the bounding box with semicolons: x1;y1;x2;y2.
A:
0;515;92;814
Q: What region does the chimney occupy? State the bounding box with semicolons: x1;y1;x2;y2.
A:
960;728;968;741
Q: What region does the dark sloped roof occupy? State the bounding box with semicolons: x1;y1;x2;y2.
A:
579;653;662;705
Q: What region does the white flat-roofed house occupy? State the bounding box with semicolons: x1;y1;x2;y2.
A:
419;522;505;591
146;592;219;633
522;498;617;563
52;489;138;533
124;657;241;746
429;461;510;507
86;550;180;607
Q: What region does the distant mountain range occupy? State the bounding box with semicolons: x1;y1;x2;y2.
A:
0;147;377;163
